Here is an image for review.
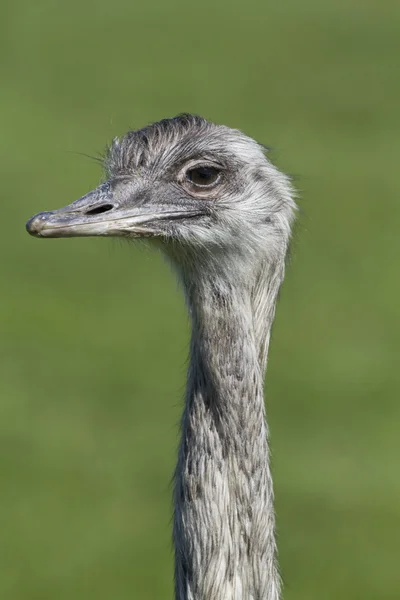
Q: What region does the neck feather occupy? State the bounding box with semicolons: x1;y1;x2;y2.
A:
173;257;285;600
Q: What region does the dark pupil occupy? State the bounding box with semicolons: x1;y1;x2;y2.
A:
188;167;219;186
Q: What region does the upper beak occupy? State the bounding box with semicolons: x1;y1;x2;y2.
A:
26;181;200;239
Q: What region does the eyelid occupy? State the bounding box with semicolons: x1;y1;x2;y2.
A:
178;159;224;177
188;161;224;171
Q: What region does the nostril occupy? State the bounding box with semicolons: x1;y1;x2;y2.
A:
85;204;114;216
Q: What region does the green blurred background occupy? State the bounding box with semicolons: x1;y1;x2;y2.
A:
2;0;400;598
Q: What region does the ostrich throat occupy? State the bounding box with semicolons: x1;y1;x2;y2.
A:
174;261;282;600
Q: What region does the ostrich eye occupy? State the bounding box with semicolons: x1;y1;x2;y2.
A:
186;166;220;187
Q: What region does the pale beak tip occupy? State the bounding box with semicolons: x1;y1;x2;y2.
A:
26;212;52;237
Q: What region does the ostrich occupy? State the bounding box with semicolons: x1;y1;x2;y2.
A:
26;114;296;600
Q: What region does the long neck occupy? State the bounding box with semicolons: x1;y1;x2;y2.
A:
173;260;284;600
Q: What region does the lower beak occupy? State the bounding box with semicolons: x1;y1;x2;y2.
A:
26;182;199;239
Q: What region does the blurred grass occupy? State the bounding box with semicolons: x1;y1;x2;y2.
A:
1;0;400;598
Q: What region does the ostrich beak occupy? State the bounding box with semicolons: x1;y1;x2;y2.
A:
26;181;200;238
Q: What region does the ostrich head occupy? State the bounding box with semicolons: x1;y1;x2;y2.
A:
27;114;295;293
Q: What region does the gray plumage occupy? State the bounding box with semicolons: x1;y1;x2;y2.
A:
26;114;297;600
